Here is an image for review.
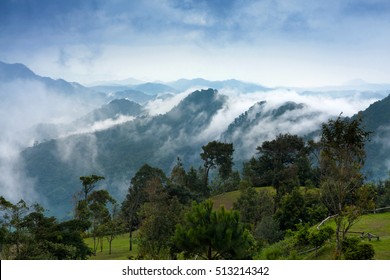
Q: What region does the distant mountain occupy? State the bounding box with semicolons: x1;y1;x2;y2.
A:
106;89;155;104
0;61;97;97
89;85;134;94
132;82;178;95
168;78;270;92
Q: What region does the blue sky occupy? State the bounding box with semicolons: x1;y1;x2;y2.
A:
1;0;389;86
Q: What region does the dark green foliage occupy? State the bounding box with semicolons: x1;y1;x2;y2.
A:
121;164;167;251
254;216;283;245
244;134;315;201
275;189;305;231
173;200;255;259
138;181;183;259
234;187;274;227
342;237;375;260
185;166;209;199
201;140;234;189
309;226;334;250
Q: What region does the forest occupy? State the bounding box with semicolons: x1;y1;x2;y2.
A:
1;115;389;260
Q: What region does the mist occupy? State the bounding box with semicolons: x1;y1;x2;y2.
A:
0;77;383;209
0;79;101;204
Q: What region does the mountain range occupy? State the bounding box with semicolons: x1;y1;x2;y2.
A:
1;61;389;218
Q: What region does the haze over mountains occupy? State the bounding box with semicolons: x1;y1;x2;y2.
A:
1;61;389;218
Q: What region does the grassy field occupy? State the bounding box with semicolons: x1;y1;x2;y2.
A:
85;233;139;260
330;212;390;260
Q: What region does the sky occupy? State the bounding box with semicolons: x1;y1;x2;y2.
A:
1;0;390;87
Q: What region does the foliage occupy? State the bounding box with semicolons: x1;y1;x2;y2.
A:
342;237;375;260
0;196;92;260
173;200;255;259
79;175;105;201
245;134;313;194
138;180;183;259
201;141;234;189
121;164;167;251
376;177;390;208
254;216;283;245
233;187;274;227
319;115;371;257
275;188;306;231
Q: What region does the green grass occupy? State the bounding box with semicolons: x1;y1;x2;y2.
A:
315;212;390;260
85;233;139;260
344;212;390;260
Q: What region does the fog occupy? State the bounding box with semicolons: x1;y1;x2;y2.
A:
0;79;105;205
0;78;383;207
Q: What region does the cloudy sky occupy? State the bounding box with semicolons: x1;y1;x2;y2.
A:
1;0;389;87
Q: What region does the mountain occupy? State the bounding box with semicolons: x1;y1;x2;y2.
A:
131;82;178;95
21;89;226;217
221;101;327;160
105;89;155;104
357;94;390;180
168;78;270;92
0;61;37;81
29;99;144;144
77;99;143;124
0;61;97;97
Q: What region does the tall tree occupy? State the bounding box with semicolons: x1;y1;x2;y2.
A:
319;115;370;258
200;141;234;190
87;190;116;255
138;178;183;259
243;134;315;203
121;164;167;251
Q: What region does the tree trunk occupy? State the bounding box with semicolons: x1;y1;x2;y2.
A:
100;237;103;252
129;228;133;251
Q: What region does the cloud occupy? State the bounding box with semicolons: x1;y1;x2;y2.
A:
194;88;379;159
144;89;195;116
2;0;390;86
0;79;95;205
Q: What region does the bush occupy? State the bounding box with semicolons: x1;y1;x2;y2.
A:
342;237;375;260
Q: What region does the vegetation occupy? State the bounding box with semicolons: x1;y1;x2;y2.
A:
2;114;390;260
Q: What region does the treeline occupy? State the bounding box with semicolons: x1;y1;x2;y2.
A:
1;116;390;260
